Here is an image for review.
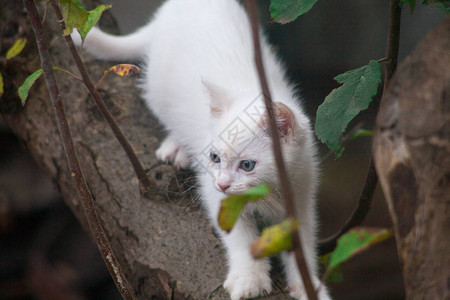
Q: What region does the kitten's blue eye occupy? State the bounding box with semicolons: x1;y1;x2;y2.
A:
210;152;221;163
239;160;256;172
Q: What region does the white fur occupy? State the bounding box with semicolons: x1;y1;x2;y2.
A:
73;0;331;299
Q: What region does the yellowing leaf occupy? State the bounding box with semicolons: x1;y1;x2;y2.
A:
108;64;141;77
59;0;110;41
218;184;270;232
6;38;27;60
18;69;43;104
328;227;392;270
251;218;298;259
95;64;141;90
60;0;89;37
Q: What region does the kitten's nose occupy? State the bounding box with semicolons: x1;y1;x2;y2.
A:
218;183;230;192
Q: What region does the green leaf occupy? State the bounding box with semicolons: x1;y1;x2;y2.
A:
328;228;392;270
18;69;43;104
18;67;73;104
0;72;4;98
350;129;374;140
319;254;344;283
59;0;110;41
251;218;298;258
270;0;319;24
218;184;270;232
423;0;450;14
6;38;27;60
401;0;416;12
314;60;381;157
79;4;111;41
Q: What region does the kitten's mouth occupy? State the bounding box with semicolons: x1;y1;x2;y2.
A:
216;187;240;195
220;189;234;195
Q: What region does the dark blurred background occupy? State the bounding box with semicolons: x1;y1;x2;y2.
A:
0;0;445;299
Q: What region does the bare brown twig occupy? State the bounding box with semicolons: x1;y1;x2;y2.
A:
23;0;136;298
49;0;158;196
318;0;402;256
245;1;318;299
384;0;402;84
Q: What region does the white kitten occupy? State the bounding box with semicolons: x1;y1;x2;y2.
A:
73;0;331;299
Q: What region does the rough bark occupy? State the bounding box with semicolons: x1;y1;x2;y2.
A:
1;1;289;299
373;19;449;299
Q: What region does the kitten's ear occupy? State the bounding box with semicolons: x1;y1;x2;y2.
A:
202;79;231;118
259;102;296;141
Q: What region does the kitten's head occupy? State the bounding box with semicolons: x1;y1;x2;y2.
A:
202;81;306;195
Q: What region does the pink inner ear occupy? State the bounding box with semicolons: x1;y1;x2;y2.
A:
258;102;295;139
202;79;231;118
276;102;295;137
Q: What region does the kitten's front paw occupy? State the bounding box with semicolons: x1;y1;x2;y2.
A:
287;282;307;300
288;282;331;300
156;137;189;168
224;271;272;300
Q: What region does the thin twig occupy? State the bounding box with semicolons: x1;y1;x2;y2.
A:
318;0;402;256
384;0;401;84
49;0;158;195
245;1;317;299
23;0;136;299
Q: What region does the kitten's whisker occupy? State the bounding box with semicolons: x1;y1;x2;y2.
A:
181;184;196;194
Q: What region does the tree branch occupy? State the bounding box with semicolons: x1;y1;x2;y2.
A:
49;0;158;196
318;0;402;256
23;1;135;298
245;1;317;299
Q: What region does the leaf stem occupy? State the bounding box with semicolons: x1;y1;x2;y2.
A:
49;0;158;195
94;70;110;91
54;67;84;83
318;0;402;256
245;1;317;299
22;0;136;299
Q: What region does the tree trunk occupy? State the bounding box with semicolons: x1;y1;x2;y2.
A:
373;19;449;299
1;1;291;299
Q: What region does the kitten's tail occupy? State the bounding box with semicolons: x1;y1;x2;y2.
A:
71;25;152;61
